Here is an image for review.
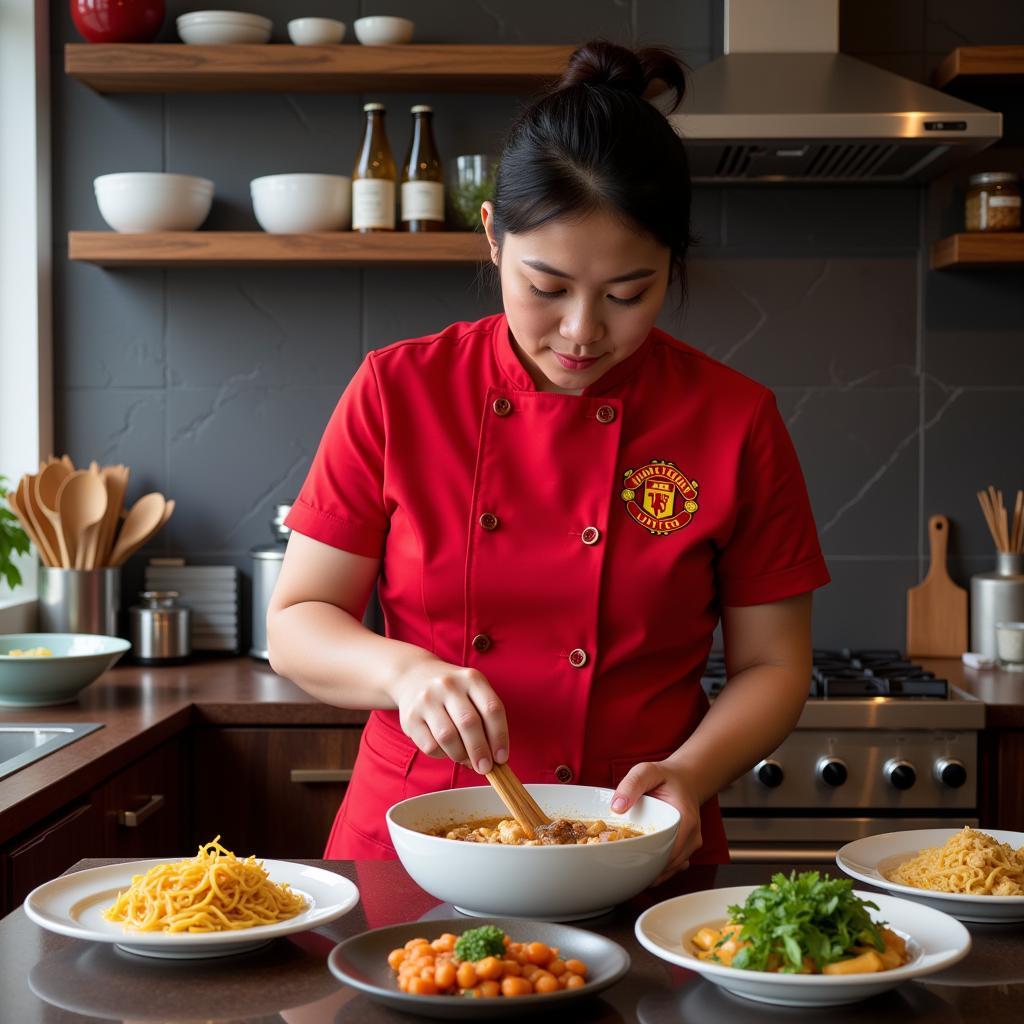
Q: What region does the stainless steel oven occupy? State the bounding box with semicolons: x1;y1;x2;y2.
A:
704;650;984;862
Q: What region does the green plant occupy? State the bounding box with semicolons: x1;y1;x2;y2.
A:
449;173;496;231
0;475;31;591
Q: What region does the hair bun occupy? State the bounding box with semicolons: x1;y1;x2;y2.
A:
556;39;687;112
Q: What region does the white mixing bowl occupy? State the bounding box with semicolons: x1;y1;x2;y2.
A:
353;15;414;45
250;173;352;232
387;784;680;920
177;10;272;44
288;17;346;45
93;172;214;232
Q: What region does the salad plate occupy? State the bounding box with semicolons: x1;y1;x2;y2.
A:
635;884;970;1007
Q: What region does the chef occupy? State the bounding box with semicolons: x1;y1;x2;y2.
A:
268;39;830;877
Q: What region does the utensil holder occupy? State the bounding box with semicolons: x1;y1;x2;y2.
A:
38;567;121;636
970;553;1024;658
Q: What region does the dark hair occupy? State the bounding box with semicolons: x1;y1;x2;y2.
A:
491;39;693;299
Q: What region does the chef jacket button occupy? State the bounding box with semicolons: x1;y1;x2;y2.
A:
478;512;499;531
555;764;574;784
581;526;601;546
472;633;492;653
568;648;588;668
492;397;512;417
596;404;616;424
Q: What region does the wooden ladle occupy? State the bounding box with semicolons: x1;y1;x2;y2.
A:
36;461;73;567
59;470;108;570
108;492;167;567
485;762;552;839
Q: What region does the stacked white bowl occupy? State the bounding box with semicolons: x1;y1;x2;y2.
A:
353;16;415;45
94;173;214;232
250;174;352;232
177;10;273;44
287;18;346;45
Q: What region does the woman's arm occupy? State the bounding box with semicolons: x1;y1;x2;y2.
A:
267;531;509;774
611;592;813;878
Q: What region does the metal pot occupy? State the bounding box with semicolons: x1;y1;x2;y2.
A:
250;504;291;660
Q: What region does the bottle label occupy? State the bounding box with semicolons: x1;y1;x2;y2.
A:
401;181;444;223
989;196;1021;208
353;179;396;230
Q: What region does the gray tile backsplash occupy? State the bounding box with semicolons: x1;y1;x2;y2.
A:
53;1;1024;651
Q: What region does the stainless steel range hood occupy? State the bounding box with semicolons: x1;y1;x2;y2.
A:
669;0;1001;183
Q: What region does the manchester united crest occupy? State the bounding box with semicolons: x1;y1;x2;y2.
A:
620;460;699;536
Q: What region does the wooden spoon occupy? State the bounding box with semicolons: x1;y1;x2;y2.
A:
36;461;73;567
94;464;130;568
109;492;167;567
21;473;62;567
485;762;551;839
56;470;106;570
8;479;49;565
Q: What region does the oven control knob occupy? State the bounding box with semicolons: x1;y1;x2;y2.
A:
817;757;848;787
934;758;967;789
884;759;916;790
755;759;784;788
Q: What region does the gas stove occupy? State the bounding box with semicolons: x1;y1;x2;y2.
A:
703;648;984;862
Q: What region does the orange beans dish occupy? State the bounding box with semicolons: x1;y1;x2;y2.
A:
387;931;589;998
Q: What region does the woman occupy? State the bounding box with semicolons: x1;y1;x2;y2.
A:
267;40;830;877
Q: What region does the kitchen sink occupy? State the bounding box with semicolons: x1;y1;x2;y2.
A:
0;724;103;781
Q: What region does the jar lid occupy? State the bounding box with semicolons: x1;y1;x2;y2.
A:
968;171;1019;186
138;590;180;608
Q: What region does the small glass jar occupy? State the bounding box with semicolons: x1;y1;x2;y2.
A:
965;172;1021;232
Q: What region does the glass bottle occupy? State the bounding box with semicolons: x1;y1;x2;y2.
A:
352;102;396;233
401;105;444;232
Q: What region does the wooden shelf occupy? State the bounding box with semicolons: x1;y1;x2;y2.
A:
933;45;1024;93
930;232;1024;270
68;231;490;267
65;43;575;93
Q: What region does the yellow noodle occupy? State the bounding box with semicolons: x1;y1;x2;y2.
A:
103;836;307;933
886;827;1024;896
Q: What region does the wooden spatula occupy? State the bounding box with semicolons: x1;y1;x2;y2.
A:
906;514;968;657
485;762;551;839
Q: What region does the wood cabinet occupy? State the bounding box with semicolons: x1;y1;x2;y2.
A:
95;738;187;859
981;729;1024;830
190;727;362;858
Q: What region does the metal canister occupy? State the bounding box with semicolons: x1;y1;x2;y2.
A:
970;553;1024;657
250;503;291;660
128;591;192;664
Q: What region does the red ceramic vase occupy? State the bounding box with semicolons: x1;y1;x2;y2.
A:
71;0;165;44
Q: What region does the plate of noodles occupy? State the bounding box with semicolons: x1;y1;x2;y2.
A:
23;837;360;958
836;827;1024;923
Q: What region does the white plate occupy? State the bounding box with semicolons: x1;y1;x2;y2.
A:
836;829;1024;923
634;885;970;1007
24;859;360;958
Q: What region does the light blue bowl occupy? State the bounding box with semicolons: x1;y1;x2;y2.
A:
0;633;131;707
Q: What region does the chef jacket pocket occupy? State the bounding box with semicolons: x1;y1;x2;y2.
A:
357;715;419;800
609;751;677;790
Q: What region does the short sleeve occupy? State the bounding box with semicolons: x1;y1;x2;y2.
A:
284;354;388;558
715;390;831;606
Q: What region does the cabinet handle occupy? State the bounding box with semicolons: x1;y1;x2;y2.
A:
117;794;165;827
290;769;353;783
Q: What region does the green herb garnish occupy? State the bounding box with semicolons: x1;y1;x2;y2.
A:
726;871;886;973
454;925;506;962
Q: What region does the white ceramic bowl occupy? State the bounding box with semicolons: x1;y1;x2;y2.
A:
0;633;131;707
353;15;414;45
837;828;1024;923
176;11;272;44
635;885;971;1007
94;172;214;233
287;17;346;45
250;173;351;232
386;784;679;921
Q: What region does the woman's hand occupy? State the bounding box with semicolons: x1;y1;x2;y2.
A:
388;660;509;775
610;760;703;884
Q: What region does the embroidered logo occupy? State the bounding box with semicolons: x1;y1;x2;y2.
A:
620;460;699;536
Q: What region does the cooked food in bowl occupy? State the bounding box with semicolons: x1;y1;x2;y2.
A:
885;826;1024;896
387;784;679;920
388;925;589;997
7;646;53;657
690;871;910;975
436;816;644;845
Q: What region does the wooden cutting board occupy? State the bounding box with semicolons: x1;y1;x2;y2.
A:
906;514;968;657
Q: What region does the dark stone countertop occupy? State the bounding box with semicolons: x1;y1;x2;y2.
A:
1;859;1020;1023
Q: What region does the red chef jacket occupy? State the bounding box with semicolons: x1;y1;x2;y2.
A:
285;313;830;863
